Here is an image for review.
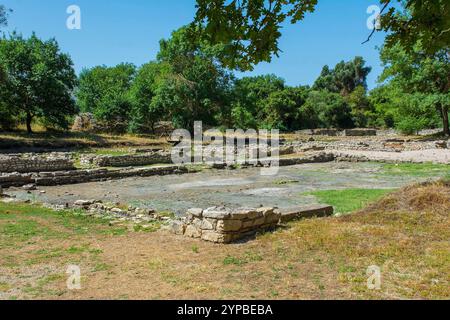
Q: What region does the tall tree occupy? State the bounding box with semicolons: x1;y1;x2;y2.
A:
191;1;449;70
378;43;450;135
230;74;285;128
313;57;372;96
0;33;77;133
262;86;309;130
128;62;170;133
76;63;136;133
151;27;233;129
0;5;11;29
301;90;354;129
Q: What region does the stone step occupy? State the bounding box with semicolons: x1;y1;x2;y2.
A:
277;205;334;223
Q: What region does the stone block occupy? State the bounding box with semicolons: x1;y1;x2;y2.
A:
216;219;242;232
203;206;231;219
187;208;203;218
171;221;186;235
201;231;234;243
200;218;216;230
184;225;202;238
230;208;258;220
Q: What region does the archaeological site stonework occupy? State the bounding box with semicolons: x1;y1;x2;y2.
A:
171;205;334;243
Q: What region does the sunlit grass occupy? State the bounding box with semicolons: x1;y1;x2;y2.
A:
305;188;394;214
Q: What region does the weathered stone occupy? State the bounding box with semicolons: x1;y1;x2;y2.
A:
230;208;258;220
256;207;275;216
278;205;334;223
184;225;202;238
203;206;231;219
22;184;36;191
242;219;255;229
74;199;93;206
200;219;215;230
253;217;266;227
187;208;203;218
201;231;234;243
170;220;186;235
216;219;242;232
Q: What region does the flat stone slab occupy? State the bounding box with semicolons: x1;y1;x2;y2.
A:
277;205;334;223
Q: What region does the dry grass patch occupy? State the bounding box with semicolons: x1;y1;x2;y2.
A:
0;181;448;300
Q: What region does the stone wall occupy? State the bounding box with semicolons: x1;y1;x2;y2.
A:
172;205;333;243
344;129;377;137
297;128;377;137
0;165;193;188
81;152;172;167
0;154;75;173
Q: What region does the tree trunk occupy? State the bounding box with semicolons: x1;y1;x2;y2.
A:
26;112;33;134
442;105;449;136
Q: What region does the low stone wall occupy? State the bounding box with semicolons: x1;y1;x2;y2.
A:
81;152;172;167
344;129;377;137
298;128;378;137
0;165;193;188
171;205;334;243
0;154;75;173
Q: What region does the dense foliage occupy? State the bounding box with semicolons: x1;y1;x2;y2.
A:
0;33;77;133
191;0;449;70
0;1;448;135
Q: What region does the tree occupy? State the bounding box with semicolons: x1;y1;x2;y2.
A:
262;86;309;130
191;1;449;70
128;62;170;133
76;63;136;133
0;33;77;133
230;74;285;128
379;0;450;56
151;27;234;130
313;57;372;96
301;91;354;129
346;85;375;128
0;5;11;30
378;43;450;135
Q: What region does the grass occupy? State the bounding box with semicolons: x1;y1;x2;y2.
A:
305;188;394;214
0;180;448;300
380;163;450;178
0;129;168;151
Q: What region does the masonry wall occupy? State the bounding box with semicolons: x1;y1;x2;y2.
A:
81;152;172;167
172;205;334;243
0;154;75;173
0;165;191;188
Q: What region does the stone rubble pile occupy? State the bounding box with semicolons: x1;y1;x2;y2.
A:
49;199;172;228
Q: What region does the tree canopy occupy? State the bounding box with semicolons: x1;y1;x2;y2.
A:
376;43;450;135
0;5;11;29
0;33;77;133
191;0;449;70
313;57;372;96
76;63;136;133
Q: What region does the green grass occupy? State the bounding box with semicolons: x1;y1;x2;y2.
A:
380;163;450;178
0;202;130;243
305;188;394;214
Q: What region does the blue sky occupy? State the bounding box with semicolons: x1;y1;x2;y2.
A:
2;0;387;89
